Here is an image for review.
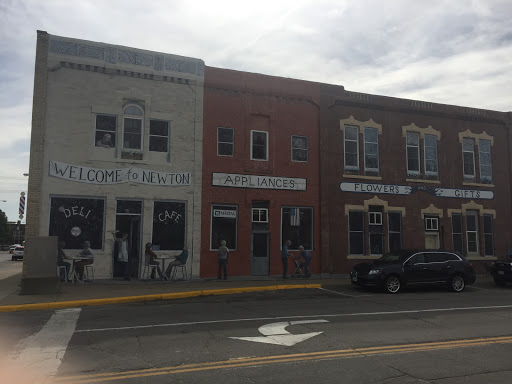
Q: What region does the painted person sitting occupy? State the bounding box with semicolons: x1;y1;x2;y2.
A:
145;242;166;280
165;245;188;278
75;241;94;282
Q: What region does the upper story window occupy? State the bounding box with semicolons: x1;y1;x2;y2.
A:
425;217;439;231
406;132;420;175
95;115;116;148
344;125;359;171
424;134;438;178
123;105;143;150
364;127;379;174
479;139;492;183
149;120;169;152
291;135;308;162
252;208;268;223
462;138;475;180
218;127;234;156
251;130;268;161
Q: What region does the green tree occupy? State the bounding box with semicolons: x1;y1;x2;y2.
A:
0;209;9;244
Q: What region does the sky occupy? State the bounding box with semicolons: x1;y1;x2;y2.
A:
0;0;511;223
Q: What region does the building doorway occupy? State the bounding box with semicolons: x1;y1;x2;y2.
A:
114;200;142;278
251;232;269;275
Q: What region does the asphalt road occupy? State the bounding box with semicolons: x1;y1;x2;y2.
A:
2;279;512;384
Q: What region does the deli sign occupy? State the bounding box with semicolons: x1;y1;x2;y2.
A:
340;182;494;200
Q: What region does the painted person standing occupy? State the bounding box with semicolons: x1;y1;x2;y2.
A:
115;232;130;280
281;240;291;279
217;240;229;280
298;245;312;278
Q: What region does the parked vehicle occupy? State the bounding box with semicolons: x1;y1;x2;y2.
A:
350;250;476;294
9;244;21;254
12;246;24;261
486;260;512;286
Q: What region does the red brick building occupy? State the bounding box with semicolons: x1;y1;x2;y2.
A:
319;84;512;274
201;67;321;278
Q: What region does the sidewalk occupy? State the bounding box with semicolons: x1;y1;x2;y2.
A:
0;273;349;312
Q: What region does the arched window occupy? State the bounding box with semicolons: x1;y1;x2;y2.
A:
123;104;143;150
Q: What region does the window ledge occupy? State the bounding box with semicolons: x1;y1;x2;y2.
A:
343;174;382;181
406;178;441;184
347;255;381;260
466;256;497;261
463;182;494;188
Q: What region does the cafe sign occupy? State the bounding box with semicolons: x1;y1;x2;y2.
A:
340;182;494;200
212;172;306;191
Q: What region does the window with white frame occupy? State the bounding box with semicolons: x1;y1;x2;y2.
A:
149;120;169;152
291;135;308;162
462;138;476;179
406;132;420;175
425;216;439;231
348;211;364;255
211;205;237;250
95;114;116;148
368;211;382;225
218;127;234;156
466;210;479;253
344;125;359;171
451;214;464;254
479;139;492;183
364;127;379;174
483;214;494;256
252;208;268;223
424;134;438;178
251;130;268;160
123;105;143;150
388;212;402;252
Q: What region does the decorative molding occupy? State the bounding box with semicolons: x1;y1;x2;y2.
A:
461;200;484;214
458;129;494;146
344;204;364;215
339;116;383;134
463;182;494;188
342;174;382;181
406;178;441;184
363;196;406;216
402;123;441;140
483;209;497;219
447;201;496;218
421;204;444;219
447;209;462;217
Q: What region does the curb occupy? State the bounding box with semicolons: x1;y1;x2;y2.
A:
0;284;322;312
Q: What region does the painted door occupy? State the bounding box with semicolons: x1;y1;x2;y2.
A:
251;233;269;276
425;233;440;249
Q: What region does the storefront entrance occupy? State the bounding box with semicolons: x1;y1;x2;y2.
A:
251;232;269;276
114;200;142;278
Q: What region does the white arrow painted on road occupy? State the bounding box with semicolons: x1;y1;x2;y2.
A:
230;319;329;346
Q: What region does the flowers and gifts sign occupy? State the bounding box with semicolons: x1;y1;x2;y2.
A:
212;172;306;191
340;182;494;200
49;160;190;186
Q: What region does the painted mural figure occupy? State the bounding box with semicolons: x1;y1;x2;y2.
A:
165;245;188;278
217;240;229;280
114;232;130;280
281;240;292;279
145;242;166;280
298;245;312;278
75;241;94;282
57;241;71;282
96;133;113;148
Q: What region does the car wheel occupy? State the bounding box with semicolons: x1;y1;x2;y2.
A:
385;275;401;294
450;275;465;292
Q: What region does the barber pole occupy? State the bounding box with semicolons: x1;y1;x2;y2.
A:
19;192;25;219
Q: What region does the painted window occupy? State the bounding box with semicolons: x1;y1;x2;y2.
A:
388;212;402;252
368;212;382;225
406;132;420;174
281;207;313;250
149;120;169;152
425;217;439;231
252;208;268;223
466;210;479;253
451;214;464;254
291;135;308;162
462;138;475;179
123;105;143;150
95;115;116;148
211;205;237;250
483;214;494;256
344;125;359;171
217;127;234;156
49;196;105;250
348;211;364;255
152;201;186;250
424;134;438;177
251;130;268;160
364;127;379;173
369;206;384;256
479;139;492;184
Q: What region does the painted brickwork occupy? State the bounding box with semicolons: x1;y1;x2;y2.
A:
201;67;321;277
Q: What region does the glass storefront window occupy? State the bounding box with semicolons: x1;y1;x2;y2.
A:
211;205;237;250
281;207;313;250
152;201;186;250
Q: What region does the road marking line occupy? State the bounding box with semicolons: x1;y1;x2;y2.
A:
75;304;512;333
318;287;375;297
7;308;81;384
54;335;512;383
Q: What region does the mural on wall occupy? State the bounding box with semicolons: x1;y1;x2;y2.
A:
340;182;494;200
212;172;306;191
49;160;190;186
152;201;186;250
49;197;105;249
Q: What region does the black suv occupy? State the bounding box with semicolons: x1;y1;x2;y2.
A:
351;250;476;293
